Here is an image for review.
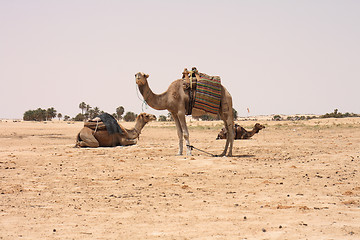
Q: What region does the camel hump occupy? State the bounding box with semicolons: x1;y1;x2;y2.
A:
97;113;123;135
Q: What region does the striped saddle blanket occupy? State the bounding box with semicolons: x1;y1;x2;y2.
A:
193;73;221;115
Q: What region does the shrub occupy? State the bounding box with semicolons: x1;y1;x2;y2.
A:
23;107;57;121
158;115;167;121
123;112;137;122
272;115;282;121
320;109;359;118
74;113;85;121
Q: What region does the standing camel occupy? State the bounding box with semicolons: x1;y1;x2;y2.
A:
135;72;234;156
76;112;156;147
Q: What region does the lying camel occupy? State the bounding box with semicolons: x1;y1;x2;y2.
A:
217;123;265;140
76;112;156;147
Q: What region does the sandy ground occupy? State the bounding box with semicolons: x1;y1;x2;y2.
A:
0;117;359;239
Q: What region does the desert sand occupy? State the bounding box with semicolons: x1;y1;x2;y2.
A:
0;117;359;239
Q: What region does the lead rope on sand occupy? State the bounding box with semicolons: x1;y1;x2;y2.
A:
186;144;219;157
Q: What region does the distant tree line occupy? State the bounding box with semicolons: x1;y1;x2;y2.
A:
23;102;138;122
23;107;58;121
272;109;360;121
23;106;359;122
320;109;359;118
75;102;103;121
76;102;137;122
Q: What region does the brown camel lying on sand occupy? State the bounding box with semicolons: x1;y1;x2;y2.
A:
216;123;265;140
76;113;156;147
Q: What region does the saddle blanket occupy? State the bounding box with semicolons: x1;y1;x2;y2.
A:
85;113;123;135
98;113;123;135
193;73;221;115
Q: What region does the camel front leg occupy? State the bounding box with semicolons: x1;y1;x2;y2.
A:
172;113;184;155
177;112;191;156
120;138;137;146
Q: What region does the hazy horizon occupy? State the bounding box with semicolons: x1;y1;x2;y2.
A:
1;1;359;119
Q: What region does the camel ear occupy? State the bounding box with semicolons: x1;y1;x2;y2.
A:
145;74;149;78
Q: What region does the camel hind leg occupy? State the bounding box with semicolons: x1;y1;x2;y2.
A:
219;118;234;156
177;112;191;156
76;127;100;148
219;87;234;157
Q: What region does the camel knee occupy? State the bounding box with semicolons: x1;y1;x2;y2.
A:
183;133;189;140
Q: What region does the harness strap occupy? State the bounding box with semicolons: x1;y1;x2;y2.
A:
93;119;99;135
134;128;141;140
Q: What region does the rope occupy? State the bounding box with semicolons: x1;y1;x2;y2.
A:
93;119;99;135
134;128;141;140
135;85;148;112
187;144;219;157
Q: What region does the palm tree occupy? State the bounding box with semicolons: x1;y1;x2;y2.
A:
93;107;100;118
46;107;57;121
57;113;62;120
79;102;86;114
116;106;124;120
88;109;95;119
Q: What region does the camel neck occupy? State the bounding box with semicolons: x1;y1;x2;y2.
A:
125;118;145;139
138;81;168;110
249;127;259;137
134;119;145;137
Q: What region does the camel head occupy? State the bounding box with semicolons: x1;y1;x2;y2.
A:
216;127;227;140
136;112;157;123
254;123;265;133
135;72;149;86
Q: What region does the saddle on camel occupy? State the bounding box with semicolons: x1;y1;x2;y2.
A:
182;67;222;116
84;113;124;135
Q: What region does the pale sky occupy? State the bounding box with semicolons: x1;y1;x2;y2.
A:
1;0;359;119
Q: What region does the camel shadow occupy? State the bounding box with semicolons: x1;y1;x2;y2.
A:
228;154;255;158
210;154;255;158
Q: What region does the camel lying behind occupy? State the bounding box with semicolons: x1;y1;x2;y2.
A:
216;123;265;140
76;112;156;147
